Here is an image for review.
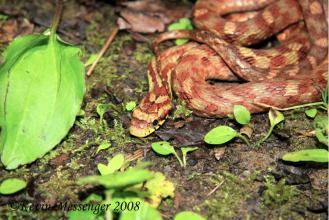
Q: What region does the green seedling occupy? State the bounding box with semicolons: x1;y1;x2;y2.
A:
84;53;97;67
305;108;317;118
314;115;328;146
282;149;328;163
96;142;111;154
174;211;206;220
125;101;136;111
0;178;27;195
168;18;194;45
96;103;112;123
77;161;173;220
233;105;251;125
204;126;250;146
151;141;198;167
97;154;125;175
257;109;284;145
181;147;198;167
151;141;184;167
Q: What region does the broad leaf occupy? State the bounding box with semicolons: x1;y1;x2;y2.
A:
78;168;154;188
0;33;85;169
0;178;27;195
98;154;125;175
204;126;237;144
151;141;176;156
305;108;317;118
282;149;328;162
269;109;284;127
233;105;251;125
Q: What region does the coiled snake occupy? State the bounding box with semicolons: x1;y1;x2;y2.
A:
130;0;328;137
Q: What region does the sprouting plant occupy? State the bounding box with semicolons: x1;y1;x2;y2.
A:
125;101;136;111
72;158;174;220
168;18;194;45
97;153;125;175
305;108;317;118
257;109;284;145
204;126;250;146
233;105;251;125
151;141;198;167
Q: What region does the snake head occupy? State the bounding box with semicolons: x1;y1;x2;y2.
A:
129;87;172;137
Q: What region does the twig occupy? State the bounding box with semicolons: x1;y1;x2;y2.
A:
206;180;224;197
86;26;119;76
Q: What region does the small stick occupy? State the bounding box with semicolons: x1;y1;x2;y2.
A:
206;180;224;197
86;26;119;76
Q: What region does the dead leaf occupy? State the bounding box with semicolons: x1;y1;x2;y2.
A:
214;147;226;160
240;124;254;138
117;0;191;33
0;18;34;43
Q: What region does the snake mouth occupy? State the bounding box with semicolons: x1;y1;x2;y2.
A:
129;117;166;138
129;126;155;138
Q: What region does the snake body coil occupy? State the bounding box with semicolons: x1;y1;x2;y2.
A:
130;0;328;137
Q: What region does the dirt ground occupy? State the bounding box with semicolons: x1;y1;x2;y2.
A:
0;0;327;219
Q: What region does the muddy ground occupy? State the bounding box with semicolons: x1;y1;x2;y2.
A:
0;0;327;219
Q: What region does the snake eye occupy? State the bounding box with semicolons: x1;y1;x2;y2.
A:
152;120;159;126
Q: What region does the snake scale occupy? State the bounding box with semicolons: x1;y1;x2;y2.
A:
129;0;328;137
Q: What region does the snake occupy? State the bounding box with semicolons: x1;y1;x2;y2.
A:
129;0;328;137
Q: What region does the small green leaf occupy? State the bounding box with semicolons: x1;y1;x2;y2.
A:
174;211;205;220
181;147;198;156
96;142;111;153
84;53;98;67
305;108;317;118
168;18;194;45
204;126;237;144
125;101;136;111
96;104;111;122
269;109;284;127
97;163;110;176
282;149;328;162
315;128;328;146
97;154;125;175
233;105;251;125
151;141;176;156
0;178;27;195
181;147;198;167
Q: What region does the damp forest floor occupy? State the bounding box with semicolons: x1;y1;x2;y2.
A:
0;0;327;219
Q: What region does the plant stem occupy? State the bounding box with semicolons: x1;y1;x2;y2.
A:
256;126;274;147
173;152;184;167
277;102;324;111
50;0;63;38
236;133;250;146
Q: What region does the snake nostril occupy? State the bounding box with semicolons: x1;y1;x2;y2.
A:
152;120;159;126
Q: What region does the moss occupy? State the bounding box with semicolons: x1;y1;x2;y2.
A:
172;100;193;120
262;175;297;206
200;172;252;219
133;44;153;64
258;175;307;219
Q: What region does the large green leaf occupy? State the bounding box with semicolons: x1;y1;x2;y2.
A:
78;168;154;188
0;33;85;169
